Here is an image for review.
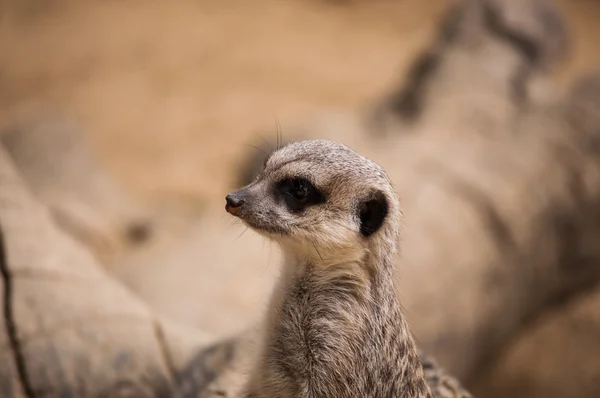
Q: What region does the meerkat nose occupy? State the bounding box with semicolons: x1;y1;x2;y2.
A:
225;193;246;216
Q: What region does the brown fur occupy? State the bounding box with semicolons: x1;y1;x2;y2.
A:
227;140;433;397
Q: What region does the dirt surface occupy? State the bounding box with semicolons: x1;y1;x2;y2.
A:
1;0;598;208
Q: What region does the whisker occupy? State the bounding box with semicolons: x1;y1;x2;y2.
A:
272;115;283;151
255;132;274;153
330;219;359;234
267;240;274;270
233;226;249;243
310;238;324;262
244;143;269;157
262;239;276;275
277;122;282;150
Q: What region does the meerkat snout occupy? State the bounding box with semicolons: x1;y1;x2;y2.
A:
225;192;246;216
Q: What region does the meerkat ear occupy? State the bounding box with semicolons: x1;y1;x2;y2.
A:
358;190;389;237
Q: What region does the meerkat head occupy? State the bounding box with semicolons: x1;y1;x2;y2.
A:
225;140;401;265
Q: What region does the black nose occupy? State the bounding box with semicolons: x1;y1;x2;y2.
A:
225;194;246;208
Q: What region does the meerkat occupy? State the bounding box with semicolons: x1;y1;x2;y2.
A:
224;139;471;397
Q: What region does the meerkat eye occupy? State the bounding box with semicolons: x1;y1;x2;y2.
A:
291;179;309;199
276;177;324;212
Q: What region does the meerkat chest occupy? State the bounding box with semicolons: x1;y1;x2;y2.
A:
256;271;427;398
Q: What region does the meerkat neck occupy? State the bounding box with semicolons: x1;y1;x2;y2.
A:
247;250;432;398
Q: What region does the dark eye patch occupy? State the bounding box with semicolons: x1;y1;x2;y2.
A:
275;177;325;212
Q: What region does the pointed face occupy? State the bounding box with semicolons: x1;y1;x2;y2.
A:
225;140;399;262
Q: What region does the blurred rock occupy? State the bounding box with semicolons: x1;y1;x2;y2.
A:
468;74;600;398
113;208;279;335
0;115;205;267
471;287;600;398
370;0;569;137
0;112;276;338
0;141;222;397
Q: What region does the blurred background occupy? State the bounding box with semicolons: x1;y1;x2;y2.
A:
2;0;600;397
